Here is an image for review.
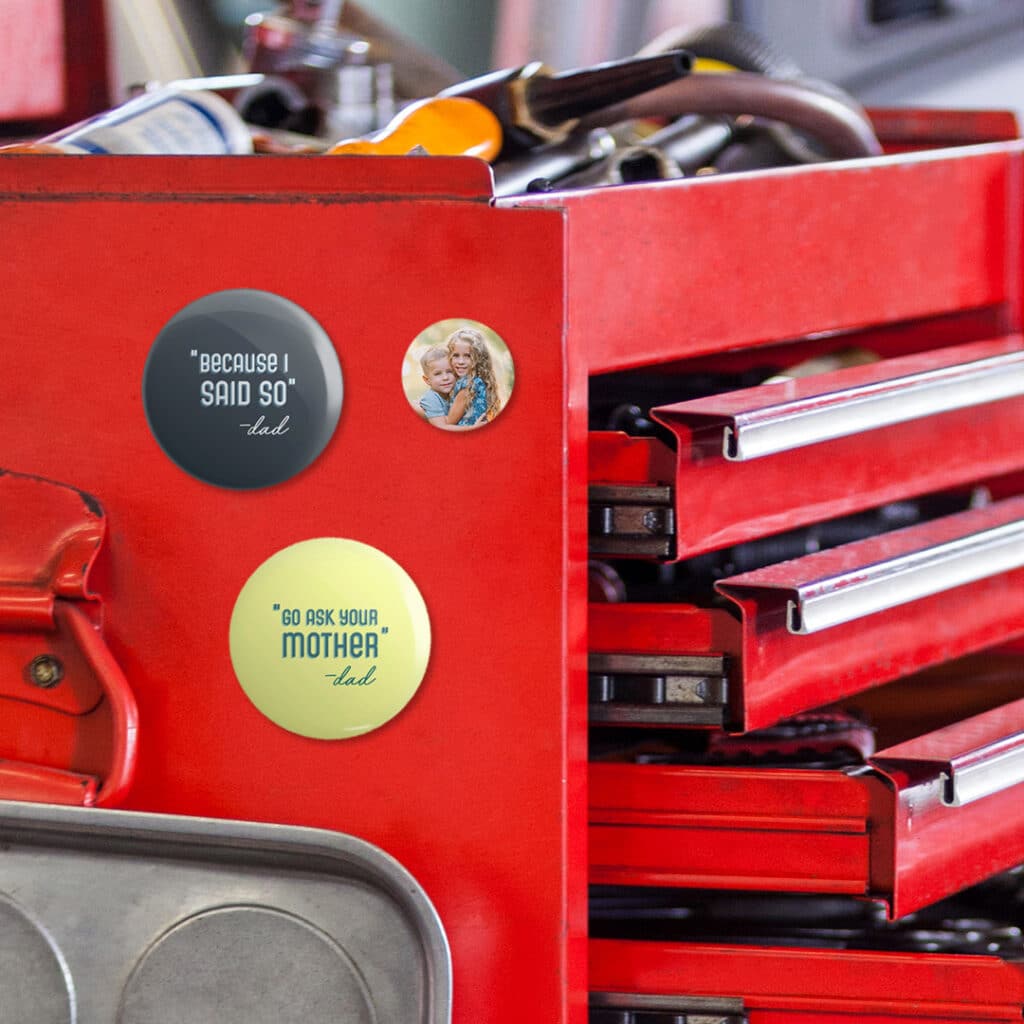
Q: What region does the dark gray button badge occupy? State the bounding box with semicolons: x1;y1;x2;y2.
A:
143;290;342;489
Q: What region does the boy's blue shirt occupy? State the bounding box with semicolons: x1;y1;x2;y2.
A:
419;389;452;418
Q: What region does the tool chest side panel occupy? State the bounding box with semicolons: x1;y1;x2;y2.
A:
522;144;1024;372
0;164;585;1024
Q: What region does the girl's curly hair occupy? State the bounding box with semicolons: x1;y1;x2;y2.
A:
446;327;502;421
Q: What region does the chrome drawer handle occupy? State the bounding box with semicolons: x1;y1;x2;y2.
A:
943;737;1024;807
724;350;1024;460
873;701;1024;808
787;517;1024;635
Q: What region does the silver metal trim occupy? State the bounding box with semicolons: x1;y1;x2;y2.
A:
942;742;1024;807
723;350;1024;461
787;517;1024;634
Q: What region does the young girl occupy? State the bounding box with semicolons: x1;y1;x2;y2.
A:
444;327;502;427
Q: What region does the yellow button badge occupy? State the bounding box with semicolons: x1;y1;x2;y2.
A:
229;539;431;739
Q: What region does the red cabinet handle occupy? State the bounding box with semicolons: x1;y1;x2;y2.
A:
56;602;139;807
0;471;138;807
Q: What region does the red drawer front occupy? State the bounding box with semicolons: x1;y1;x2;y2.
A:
590;764;870;895
591;938;1024;1023
718;496;1024;731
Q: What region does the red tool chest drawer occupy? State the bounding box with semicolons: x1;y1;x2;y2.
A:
513;136;1022;372
593;336;1024;561
589;491;1024;733
591;691;1024;917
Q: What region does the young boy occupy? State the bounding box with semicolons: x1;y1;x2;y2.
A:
418;346;457;425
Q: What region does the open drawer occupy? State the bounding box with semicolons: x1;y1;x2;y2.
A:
590;494;1024;732
590;336;1024;561
591;683;1024;918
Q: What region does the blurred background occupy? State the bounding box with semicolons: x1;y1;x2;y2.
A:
4;0;1024;139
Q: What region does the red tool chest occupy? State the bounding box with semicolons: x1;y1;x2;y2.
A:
1;107;1023;1022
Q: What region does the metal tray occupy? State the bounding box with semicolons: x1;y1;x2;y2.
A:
0;802;451;1024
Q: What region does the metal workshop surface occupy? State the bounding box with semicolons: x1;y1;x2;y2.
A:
0;801;449;1023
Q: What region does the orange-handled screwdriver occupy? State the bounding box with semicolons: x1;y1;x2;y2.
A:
326;96;502;159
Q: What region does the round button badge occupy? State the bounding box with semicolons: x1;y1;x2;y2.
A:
401;318;515;431
143;289;343;489
229;539;431;739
